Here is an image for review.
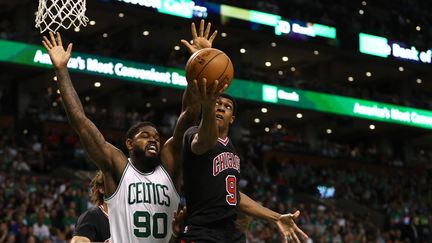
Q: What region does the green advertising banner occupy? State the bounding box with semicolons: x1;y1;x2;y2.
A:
1;39;432;129
262;84;432;129
359;32;432;63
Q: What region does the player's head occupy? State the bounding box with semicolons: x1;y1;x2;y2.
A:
215;93;236;130
90;170;105;206
125;122;161;166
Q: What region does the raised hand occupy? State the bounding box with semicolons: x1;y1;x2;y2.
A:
189;78;228;108
181;19;218;54
275;211;309;243
42;32;73;69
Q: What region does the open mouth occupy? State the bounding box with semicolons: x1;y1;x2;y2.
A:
216;114;224;120
146;144;158;153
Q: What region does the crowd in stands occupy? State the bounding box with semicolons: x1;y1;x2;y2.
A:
239;142;431;242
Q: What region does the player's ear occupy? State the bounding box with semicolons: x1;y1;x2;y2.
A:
125;138;133;150
230;115;235;124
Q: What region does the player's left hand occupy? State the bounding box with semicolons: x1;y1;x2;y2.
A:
275;211;309;243
181;19;218;54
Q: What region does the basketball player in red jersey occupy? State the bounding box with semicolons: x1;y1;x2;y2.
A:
72;171;110;242
179;20;308;243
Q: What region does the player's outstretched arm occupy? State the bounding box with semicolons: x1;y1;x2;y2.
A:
161;85;200;179
42;32;126;174
191;79;227;155
239;192;309;243
161;19;219;179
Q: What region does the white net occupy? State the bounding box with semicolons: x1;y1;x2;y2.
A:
35;0;89;33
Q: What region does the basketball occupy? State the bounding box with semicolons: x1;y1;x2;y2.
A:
185;48;234;91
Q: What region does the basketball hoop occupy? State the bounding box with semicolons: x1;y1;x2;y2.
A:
35;0;89;33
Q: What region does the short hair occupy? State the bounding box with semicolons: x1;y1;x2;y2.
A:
90;170;104;206
219;93;237;115
126;121;157;139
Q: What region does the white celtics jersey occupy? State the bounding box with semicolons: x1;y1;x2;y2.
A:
105;160;180;243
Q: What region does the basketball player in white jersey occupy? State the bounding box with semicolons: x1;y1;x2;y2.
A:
41;26;220;242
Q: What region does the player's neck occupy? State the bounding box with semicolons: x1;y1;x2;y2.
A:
218;127;229;140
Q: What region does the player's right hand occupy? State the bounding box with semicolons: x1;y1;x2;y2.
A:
181;19;218;54
42;32;72;70
189;78;228;108
275;211;309;243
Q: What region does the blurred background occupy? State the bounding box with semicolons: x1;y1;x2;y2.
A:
0;0;431;242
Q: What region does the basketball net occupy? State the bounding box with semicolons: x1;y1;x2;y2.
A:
35;0;89;33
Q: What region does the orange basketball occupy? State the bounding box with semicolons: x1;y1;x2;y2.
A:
185;48;234;91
